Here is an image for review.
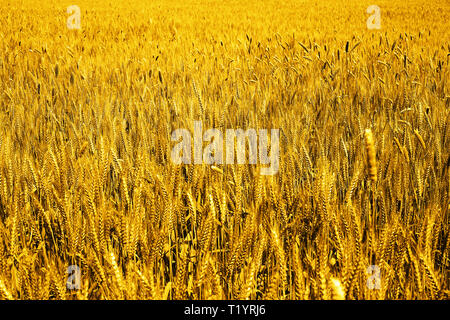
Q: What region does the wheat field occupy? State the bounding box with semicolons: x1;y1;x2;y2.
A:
0;0;448;300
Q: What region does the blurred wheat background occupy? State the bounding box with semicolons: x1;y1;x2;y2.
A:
0;0;448;299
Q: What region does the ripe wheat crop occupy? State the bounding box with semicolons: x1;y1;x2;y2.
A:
0;0;448;300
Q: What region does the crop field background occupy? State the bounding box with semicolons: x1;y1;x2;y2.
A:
0;0;448;300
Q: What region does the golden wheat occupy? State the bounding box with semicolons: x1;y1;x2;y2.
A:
0;0;447;301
